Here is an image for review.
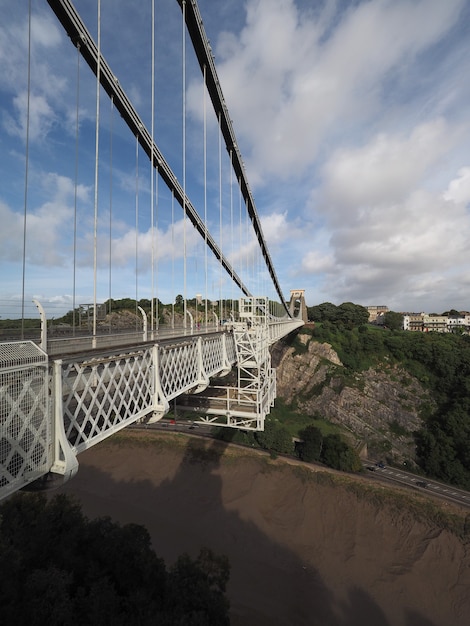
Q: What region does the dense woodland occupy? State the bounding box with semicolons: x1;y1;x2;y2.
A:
0;493;230;625
305;302;470;489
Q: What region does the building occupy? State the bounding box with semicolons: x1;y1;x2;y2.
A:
403;313;425;332
403;313;470;334
366;306;389;324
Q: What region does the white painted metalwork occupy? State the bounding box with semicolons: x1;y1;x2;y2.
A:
0;342;51;499
0;298;303;500
57;332;237;454
268;318;304;344
183;297;281;430
3;0;308;499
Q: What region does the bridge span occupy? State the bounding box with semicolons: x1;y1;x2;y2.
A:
1;0;307;500
1;297;303;501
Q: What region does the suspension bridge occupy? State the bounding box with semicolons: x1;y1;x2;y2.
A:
0;0;306;501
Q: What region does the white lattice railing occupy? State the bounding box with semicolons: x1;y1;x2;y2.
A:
1;301;303;500
0;342;51;499
59;333;237;453
0;333;239;501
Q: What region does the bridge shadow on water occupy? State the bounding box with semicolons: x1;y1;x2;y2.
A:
58;431;438;626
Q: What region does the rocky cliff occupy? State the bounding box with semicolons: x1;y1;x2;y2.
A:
273;329;435;463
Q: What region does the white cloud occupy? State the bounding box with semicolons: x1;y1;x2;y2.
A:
304;178;470;311
2;0;470;315
6;91;56;141
444;167;470;205
0;173;89;266
205;0;466;183
320;119;457;215
97;219;201;269
301;250;335;275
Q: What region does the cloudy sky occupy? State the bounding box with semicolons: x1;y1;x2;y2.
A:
1;0;470;319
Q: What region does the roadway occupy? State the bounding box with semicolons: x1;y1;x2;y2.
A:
363;462;470;509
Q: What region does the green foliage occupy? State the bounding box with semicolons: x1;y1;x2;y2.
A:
389;420;409;437
308;301;369;329
383;311;404;330
321;434;362;472
312;322;385;371
255;420;293;455
297;425;323;462
296;426;361;472
212;427;257;447
0;493;230;626
0;318;41;330
415;401;470;489
307;319;470;487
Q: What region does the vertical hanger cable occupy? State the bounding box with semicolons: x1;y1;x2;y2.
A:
135;133;139;328
21;0;32;338
150;0;156;332
92;0;101;341
72;43;80;335
182;1;187;327
108;95;113;329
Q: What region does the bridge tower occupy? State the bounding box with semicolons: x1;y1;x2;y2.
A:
289;290;308;323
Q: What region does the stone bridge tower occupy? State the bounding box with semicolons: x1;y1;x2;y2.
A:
288;289;308;323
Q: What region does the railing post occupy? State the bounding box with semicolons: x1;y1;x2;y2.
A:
186;310;194;335
195;335;209;391
148;344;169;423
50;359;79;482
220;332;231;375
33;299;47;352
138;305;148;342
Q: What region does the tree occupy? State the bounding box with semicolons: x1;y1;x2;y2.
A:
336;302;369;328
308;302;337;322
166;548;230;625
0;493;230;625
255;420;293;455
383;311;404;330
321;434;362;472
297;425;323;462
174;294;184;311
307;302;369;328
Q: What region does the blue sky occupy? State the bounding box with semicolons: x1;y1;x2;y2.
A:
1;0;470;319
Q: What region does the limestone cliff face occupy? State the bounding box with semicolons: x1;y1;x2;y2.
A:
274;331;435;462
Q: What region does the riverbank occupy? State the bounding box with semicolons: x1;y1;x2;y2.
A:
57;430;470;626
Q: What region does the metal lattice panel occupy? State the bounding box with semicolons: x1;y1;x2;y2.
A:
0;340;48;369
61;349;154;453
159;341;200;399
0;342;51;499
268;319;304;344
1;311;299;500
201;335;224;374
225;334;237;363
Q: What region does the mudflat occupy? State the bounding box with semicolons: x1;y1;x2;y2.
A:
57;431;470;626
